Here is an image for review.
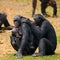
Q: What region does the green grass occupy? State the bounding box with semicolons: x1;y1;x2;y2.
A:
57;36;60;44
0;53;60;60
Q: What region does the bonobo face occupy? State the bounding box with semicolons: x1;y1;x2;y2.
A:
14;21;20;28
34;15;41;26
14;15;22;28
34;14;44;26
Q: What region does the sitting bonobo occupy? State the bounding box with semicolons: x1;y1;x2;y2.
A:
25;14;57;56
10;15;39;58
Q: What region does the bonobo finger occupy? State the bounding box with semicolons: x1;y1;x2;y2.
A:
11;28;17;33
22;18;31;25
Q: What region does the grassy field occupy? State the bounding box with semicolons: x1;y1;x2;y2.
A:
0;52;60;60
0;0;60;60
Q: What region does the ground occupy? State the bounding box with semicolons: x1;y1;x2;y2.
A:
0;0;60;58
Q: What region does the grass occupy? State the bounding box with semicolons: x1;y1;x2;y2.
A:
0;53;60;60
57;36;60;44
0;54;60;60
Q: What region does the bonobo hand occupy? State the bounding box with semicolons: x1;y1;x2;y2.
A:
21;18;32;27
21;18;29;23
16;53;22;58
11;28;21;38
11;28;17;34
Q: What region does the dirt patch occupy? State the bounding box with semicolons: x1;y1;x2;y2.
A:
0;31;16;57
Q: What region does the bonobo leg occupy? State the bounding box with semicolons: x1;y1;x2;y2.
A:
41;3;50;17
10;32;38;56
32;0;37;17
50;0;57;17
32;38;55;56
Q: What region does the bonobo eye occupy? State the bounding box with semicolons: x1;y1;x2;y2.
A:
14;21;20;28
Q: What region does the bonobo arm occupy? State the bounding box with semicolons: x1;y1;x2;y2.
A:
40;21;49;36
17;23;30;53
22;19;42;40
32;0;37;17
2;15;10;27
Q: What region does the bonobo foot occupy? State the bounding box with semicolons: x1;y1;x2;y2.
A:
32;53;45;57
16;49;23;58
16;53;23;58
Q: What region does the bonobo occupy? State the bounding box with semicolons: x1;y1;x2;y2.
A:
24;14;57;56
32;14;57;56
10;15;38;58
0;12;13;30
32;0;57;17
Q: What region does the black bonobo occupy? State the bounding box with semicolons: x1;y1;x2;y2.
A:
24;14;57;56
0;12;13;30
10;15;38;58
32;0;57;17
32;14;57;56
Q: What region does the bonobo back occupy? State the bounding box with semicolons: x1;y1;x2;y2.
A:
41;20;57;50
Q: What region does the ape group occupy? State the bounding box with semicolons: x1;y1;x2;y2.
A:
0;0;57;58
0;12;57;58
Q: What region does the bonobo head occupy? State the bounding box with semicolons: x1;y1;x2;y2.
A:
14;15;23;28
0;12;7;26
34;14;45;26
0;12;7;18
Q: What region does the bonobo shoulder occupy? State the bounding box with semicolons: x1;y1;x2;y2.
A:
41;20;51;28
42;20;49;25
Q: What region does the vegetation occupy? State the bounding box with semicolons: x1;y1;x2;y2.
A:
0;53;60;60
57;36;60;44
